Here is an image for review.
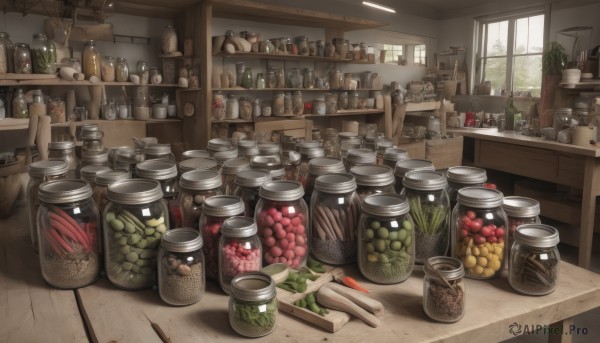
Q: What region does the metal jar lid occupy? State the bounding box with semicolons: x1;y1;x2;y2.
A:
212;148;239;163
308;157;346;175
269;167;286;179
402;170;448;191
221;216;258;238
251;155;282;170
238;140;259;156
394;159;435;178
160;228;203;252
424;256;464;280
315;173;357;194
80;123;100;133
345;151;376;165
298;141;319;150
80;165;111;182
383;148;409;162
179;170;222;190
457;187;504;208
222;158;251;175
207;138;233;151
135;160;178;180
259;180;304;201
300;147;325;159
179;157;219;173
376;138;393;150
80;130;104;140
503;196;540;218
361;193;410;217
145;143;171;156
446;166;487;185
38;179;93;204
28;159;70;177
81;151;108;164
258;142;281;155
48;141;75;150
350;165;395;187
107;179;163;204
202;195;245;217
514;224;560;248
235;170;272;188
238;140;258;149
338;132;360;140
95;169;130;186
182;150;211;159
116;147;137;162
230;272;276;302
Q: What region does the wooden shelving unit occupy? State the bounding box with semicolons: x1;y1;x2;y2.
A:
213;51;374;64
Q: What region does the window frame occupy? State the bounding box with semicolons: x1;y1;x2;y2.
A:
383;43;404;64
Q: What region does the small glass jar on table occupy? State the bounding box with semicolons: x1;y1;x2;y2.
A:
221;158;251;195
423;256;465;323
229;272;278;338
350;165;396;201
233;170;272;216
503;196;541;253
394;159;435;193
93;169;130;218
48;141;80;178
178;170;222;229
446;166;487;209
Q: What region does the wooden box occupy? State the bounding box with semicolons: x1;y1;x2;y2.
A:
396;140;426;159
425;135;463;169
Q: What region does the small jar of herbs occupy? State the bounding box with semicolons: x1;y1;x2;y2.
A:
229;272;278;337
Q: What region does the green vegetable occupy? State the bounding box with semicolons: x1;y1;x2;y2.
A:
233;298;277;329
305;292;316;305
293;292;328;317
370;221;381;230
407;196;447;236
277;268;318;293
307;257;326;273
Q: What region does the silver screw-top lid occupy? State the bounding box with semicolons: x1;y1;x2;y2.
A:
375;138;394;150
503;196;540;218
48;141;75;150
394;159;435;178
207;138;234;151
269;167;286;179
258;142;281;156
95;169;130;186
115;146;137;163
179;157;219;173
251;155;282;170
80;125;103;140
259;180;304;201
345;149;377;165
457;187;504;208
402;170;448;191
350;165;395;187
361;193;410;217
212;148;239;163
38;179;93;204
160;228;203;252
446;166;487;185
338;132;360;140
308;157;346;175
300;147;325;159
107;179;163;204
81;151;108;164
182;150;211;159
179;170;222;190
28;159;70;177
298;141;319;150
202;195;245;217
222;158;251;175
238;140;258;148
514;224;560;248
284;150;302;166
80;165;111;182
221;216;258;238
230;272;276;302
235;170;272;188
238;140;259;157
135;160;177;180
315;173;357;194
383;148;409;162
145;143;171;156
80;123;100;132
424;256;464;280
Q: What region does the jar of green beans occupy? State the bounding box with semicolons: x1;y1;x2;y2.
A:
31;33;56;74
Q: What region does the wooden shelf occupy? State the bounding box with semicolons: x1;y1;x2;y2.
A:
0;118;181;131
212;51;374;64
212;119;254;124
405;101;440;112
304;109;384;118
559;79;600;89
212;87;381;92
0;75;181;87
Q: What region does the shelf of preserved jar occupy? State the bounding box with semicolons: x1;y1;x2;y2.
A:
0;118;181;131
211;118;255;124
212;87;382;92
0;76;181;87
212;51;375;64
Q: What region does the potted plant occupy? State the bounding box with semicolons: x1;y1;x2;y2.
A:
540;42;567;127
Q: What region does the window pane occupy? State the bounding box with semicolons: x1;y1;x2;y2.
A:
414;44;426;65
513;55;542;96
515;18;529;54
383;44;403;63
515;15;544;54
483;57;507;92
485;20;508;57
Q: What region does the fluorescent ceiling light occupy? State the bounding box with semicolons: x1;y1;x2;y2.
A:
362;1;396;13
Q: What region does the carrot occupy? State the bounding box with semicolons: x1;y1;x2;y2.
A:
339;275;370;293
85;223;98;249
50;206;91;245
49;212;90;251
43;230;65;257
48;227;75;254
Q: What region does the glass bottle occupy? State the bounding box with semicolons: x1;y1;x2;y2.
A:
274;68;285;88
47;97;66;123
266;70;276;89
452;187;508;279
292;90;303;115
233;170;272;216
158;228;205;305
135;160;180;229
350;165;395;201
99;56;116;82
358;193;415;284
80;165;110;185
446;166;487;209
325;93;338;114
199;195;246;279
401;170;450;265
229;272;278;337
303;68;315;89
252;98;262;118
394;159;435;193
116;57;129;82
255;181;308;268
242;67;254;89
504;91;520;131
27;160;70;252
503;196;541;254
37;180;100;288
82;40;101;79
0;32;13;73
102;99;117;121
284;92;293;115
297;36;309;56
103;179;168;289
222;158;251;195
178;170;222;229
226;94;240;120
509;224;560;295
178;157;220;174
135;60;149;85
12;88;28;118
239;96;252;121
14;43;32;74
382;148;409;168
31;33;56;74
322;128;340;158
219;216;262;294
48;141;80;178
93;169;130;221
423;256;465;322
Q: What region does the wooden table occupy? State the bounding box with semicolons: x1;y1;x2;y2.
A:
449;128;600;269
2;204;600;342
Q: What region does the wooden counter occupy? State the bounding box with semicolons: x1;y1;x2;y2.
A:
2;204;600;342
449;128;600;269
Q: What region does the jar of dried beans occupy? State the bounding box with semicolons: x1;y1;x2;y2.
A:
423;256;465;322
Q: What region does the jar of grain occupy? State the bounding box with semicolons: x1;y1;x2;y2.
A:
284;92;293;115
115;57;129;82
82;40;101;79
229;272;278;337
37;179;100;289
178;170;222;230
219;217;262;294
158;228;205;305
48;97;66;123
423;257;465;322
101;56;115;82
48;141;80;178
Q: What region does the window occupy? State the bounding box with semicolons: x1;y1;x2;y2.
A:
414;44;426;65
383;44;403;63
477;11;545;96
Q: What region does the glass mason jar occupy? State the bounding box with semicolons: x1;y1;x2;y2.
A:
161;25;178;54
311;174;360;264
145;143;176;163
382;148;409;168
31;33;56;74
297;36;309;56
115;147;138;172
509;224;560;295
238;140;259;160
94;169;130;216
350;165;396;201
222;158;251;195
82;40;101;79
322;128;339;158
337;91;348;110
116;57;129;82
242;68;254;89
265;70;277;89
304;157;346;203
423;256;466;323
27;160;70;251
179;157;220;174
212;148;239;167
452;187;508;279
229;272;278;338
503;196;541;254
446;166;487;209
48;141;80;179
348;91;359;109
256;181;308;268
135;160;179;228
233;170;272;216
295;147;325;187
0;32;13;74
226;94;240;120
104;179;169;289
257;142;281;157
12;88;29;118
219;216;262;294
312;99;326;115
37;180;100;288
325;93;338;114
283;92;293;115
200;195;246;279
339;140;363;160
178;170;222;229
80;124;104;154
80;165;110;185
401;170;450;265
252;98;262;117
239;96;253;121
132;86;150;119
255;73;266;89
158;228;205;306
344;149;377;172
101;56;115;82
303;68;315;89
292;91;303;115
182;150;210;160
81;151;109;168
66;58;81;72
137;60;149;85
272;91;285;116
394;159;435;193
287;67;303;88
14;43;32;74
282;149;301;181
330;68;343;89
48;97;66;123
358;193;415;284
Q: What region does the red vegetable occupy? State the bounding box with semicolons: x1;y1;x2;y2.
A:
339;275;370;293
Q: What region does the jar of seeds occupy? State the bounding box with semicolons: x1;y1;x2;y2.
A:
178;170;222;229
219;217;262;294
350;165;395;201
423;257;465;322
394;159;435;193
233;170;272;216
158;228;205;306
229;272;278;337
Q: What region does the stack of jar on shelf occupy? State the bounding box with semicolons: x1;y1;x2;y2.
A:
25;124;560;336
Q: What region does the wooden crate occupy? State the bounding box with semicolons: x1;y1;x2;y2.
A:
396;140;426;159
425;135;463;169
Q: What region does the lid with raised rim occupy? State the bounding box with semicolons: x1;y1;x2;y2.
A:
258;142;281;155
202;195;245;217
514;224;559;248
259;180;304;201
361;193;410;217
28;159;70;178
230;272;276;302
402;170;448;191
394;159;435;178
179;170;222;190
107;179;163;204
314;173;356;194
80;165;111;182
145;143;172;156
457;187;504;208
48;141;75;150
446;166;487;185
161;228;203;252
38;179;93;203
503;196;540;217
308;157;346;175
350;165;395;187
179;157;219;173
95;169;130;186
135;160;177;180
383;148;409;162
234;170;271;188
221;216;258;238
222;158;251;175
182;150;211;159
